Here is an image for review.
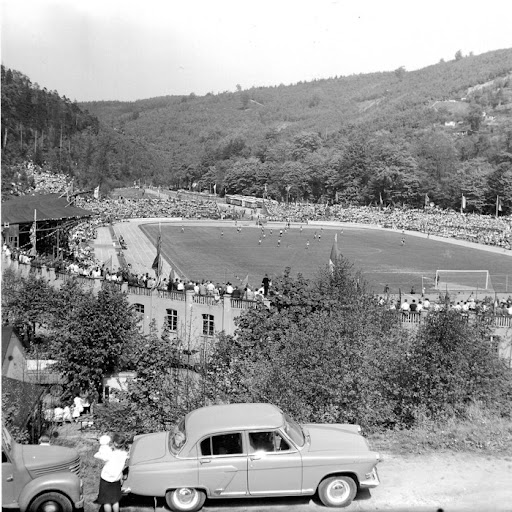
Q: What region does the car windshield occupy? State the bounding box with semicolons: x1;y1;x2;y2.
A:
169;417;186;455
283;414;305;447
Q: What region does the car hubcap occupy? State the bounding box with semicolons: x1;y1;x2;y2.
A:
329;480;350;503
177;488;196;505
40;501;61;512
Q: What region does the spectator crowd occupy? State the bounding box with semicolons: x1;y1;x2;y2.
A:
3;168;511;306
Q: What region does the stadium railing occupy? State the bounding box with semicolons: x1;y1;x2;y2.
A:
193;295;221;306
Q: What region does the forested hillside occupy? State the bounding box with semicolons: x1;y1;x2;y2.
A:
1;66;166;199
82;48;512;213
3;49;512;213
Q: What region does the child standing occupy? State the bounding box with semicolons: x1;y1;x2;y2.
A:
94;435;112;461
95;433;128;512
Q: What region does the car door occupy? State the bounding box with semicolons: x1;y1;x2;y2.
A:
247;430;302;495
2;455;17;507
197;432;248;497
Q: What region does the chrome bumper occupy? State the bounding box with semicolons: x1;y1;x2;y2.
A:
359;467;380;488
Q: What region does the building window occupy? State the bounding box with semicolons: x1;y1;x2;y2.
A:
133;303;145;332
202;314;214;336
166;309;178;332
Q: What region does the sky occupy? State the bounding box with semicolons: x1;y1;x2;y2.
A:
1;0;511;102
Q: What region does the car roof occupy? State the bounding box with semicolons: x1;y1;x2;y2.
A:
185;403;284;440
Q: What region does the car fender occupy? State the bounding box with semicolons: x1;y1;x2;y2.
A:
18;472;82;512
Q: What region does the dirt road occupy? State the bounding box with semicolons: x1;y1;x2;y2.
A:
121;452;512;512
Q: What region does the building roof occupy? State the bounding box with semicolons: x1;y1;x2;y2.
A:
185;403;284;440
1;326;29;363
1;194;94;224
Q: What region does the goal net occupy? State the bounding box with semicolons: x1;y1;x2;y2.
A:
435;270;491;291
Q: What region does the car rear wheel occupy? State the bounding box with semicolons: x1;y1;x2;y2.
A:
29;492;73;512
165;488;206;512
318;475;357;508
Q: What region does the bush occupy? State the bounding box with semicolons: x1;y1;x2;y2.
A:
401;309;512;422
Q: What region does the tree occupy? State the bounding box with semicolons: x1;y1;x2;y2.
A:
466;102;483;131
1;271;55;342
415;131;457;184
291;132;322;161
485;162;512;214
394;66;406;81
51;285;139;395
206;264;408;430
240;92;250;110
455;50;463;61
95;322;206;437
443;159;492;212
402;310;511;421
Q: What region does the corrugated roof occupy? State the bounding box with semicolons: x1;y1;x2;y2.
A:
1;194;94;224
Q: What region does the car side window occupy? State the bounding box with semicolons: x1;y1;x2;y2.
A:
200;433;243;456
249;431;290;452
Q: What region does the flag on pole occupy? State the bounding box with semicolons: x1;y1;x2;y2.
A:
496;195;503;219
261;200;269;216
461;194;466;210
213;183;217;195
29;209;37;256
94;186;100;199
152;235;162;275
379;193;383;207
151;234;163;289
241;274;249;288
329;233;340;273
424;193;430;207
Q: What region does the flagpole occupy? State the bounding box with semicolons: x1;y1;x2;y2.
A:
496;195;498;219
34;209;37;255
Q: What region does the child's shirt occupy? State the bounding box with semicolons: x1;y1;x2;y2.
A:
94;444;113;462
100;448;128;482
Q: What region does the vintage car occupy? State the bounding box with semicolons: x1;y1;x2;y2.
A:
2;424;84;512
123;403;381;510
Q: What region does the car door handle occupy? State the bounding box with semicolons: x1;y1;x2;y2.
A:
6;475;13;482
250;454;262;460
200;459;211;464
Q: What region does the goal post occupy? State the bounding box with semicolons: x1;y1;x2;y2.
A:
435;270;491;291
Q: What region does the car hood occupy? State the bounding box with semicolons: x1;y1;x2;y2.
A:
22;445;80;477
304;424;370;454
129;431;169;465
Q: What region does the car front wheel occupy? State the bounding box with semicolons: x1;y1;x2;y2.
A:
318;475;357;508
29;492;73;512
165;488;206;512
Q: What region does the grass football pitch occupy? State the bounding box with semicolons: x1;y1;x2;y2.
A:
138;222;511;295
